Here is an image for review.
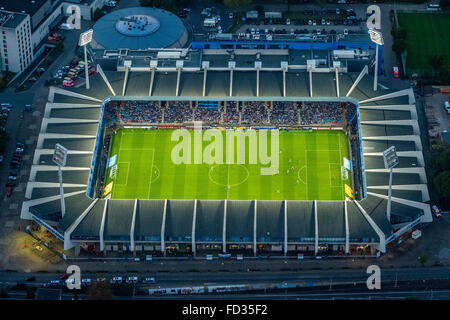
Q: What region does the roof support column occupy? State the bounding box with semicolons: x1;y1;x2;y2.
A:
314;200;318;256
64;199;98;250
229;70;234;96
222;200;227;253
255;61;262;97
130;199;137;255
254;200;258;257
149;68;155;96
309;69;313;97
96;64;116;96
122;61;131;96
281;61;288;97
149;60;157;96
229;61;235;97
175;60;184;97
334;63;340;97
284;200;288;256
202;61;209;97
346;65;368;97
354;200;386;253
176;69;181;97
99;199;108;255
161;199;167;256
256;69;260;97
192;199;197;256
344;200;349;254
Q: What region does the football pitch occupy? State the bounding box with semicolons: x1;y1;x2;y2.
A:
104;128;352;200
398;12;450;74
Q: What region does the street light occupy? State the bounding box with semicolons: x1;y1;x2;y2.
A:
368;28;384;92
53;144;68;218
383;146;399;222
79;29;93;90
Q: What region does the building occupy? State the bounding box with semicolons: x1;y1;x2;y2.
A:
0;0;104;74
0;10;33;73
20;43;432;258
63;0;103;21
91;7;188;50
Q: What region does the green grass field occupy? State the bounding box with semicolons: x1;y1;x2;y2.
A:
398;12;450;74
104;128;352;201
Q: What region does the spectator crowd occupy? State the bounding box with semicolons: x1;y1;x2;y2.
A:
104;100;355;127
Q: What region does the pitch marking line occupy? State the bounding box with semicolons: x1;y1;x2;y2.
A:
147;149;155;199
305;150;308;199
338;132;345;198
297;166;307;185
328;163;342;188
115;162;130;186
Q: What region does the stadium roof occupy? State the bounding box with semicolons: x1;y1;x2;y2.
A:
21;47;432;254
92;7;188;50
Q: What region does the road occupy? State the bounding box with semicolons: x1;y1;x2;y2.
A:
1;266;450;288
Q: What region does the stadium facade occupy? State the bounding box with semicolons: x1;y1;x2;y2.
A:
20;37;432;258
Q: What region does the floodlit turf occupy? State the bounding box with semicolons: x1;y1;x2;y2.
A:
398;12;450;74
105;128;352;200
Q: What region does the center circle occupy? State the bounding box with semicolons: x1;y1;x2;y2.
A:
209;164;250;188
115;15;160;36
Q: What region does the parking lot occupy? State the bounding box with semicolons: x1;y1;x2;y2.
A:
425;88;450;137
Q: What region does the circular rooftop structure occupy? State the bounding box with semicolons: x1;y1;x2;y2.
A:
92;7;188;50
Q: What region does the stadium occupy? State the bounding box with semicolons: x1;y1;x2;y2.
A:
20;33;432;258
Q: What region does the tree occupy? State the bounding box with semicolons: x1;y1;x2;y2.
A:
391;26;407;40
418;254;428;266
392;38;407;56
0;75;5;91
0;287;9;298
431;143;450;174
429;55;445;80
26;287;35;299
56;41;64;52
93;8;104;22
440;0;450;9
86;281;113;300
434;170;450;203
223;0;252;9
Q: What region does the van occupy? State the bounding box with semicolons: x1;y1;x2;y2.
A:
444;101;450;114
59;23;72;30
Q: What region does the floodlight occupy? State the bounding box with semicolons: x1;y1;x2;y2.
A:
78;29;93;46
368;28;384;45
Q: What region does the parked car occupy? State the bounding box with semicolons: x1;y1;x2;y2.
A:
393;66;399;78
15;147;24;153
5;186;13;197
126;276;138;284
45;280;62;287
432;205;442;218
59;23;72;31
141;277;156;284
1;103;12;110
104;1;116;7
62;81;74;87
110;276;122;284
